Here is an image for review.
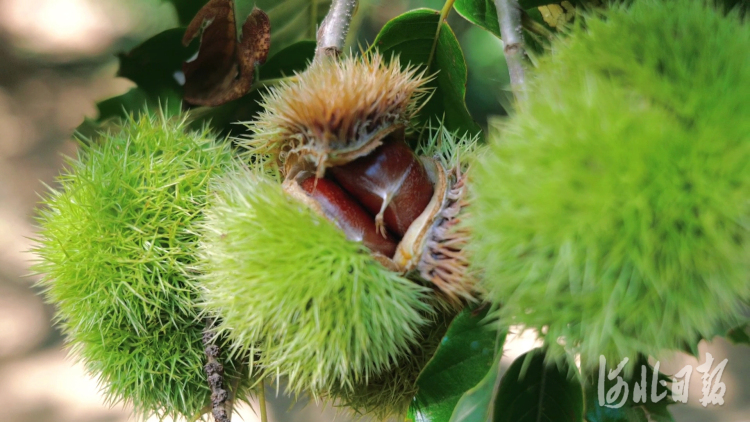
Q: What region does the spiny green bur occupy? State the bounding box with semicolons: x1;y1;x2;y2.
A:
327;308;454;419
471;0;750;367
321;127;475;418
199;169;434;397
33;114;250;420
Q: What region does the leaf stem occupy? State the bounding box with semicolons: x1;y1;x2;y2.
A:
315;0;359;60
310;0;319;39
259;382;268;422
427;0;456;69
494;0;527;101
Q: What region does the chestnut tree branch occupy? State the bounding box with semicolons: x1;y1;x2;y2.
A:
315;0;359;60
494;0;527;101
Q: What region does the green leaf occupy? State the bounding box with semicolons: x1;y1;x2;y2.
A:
163;0;208;26
410;306;498;422
494;349;583;422
255;0;331;56
373;9;482;138
453;0;561;38
453;0;559;56
584;357;674;422
258;40;315;80
448;334;506;422
75;27;193;138
453;0;502;38
117;28;198;93
726;324;750;346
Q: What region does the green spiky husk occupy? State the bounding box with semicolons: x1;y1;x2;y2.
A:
33;113;252;420
199;169;435;396
327;306;455;419
414;124;480;172
471;0;750;367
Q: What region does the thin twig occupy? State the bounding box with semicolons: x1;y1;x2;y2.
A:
315;0;359;60
203;319;231;422
494;0;527;101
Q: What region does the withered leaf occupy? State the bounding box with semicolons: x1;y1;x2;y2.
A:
182;0;271;106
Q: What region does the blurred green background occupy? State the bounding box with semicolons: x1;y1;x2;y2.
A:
0;1;746;421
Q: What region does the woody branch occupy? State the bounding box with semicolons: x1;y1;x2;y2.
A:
494;0;527;101
315;0;359;60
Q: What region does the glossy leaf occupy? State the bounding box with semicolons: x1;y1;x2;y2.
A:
117;28;198;93
373;9;482;138
409;306;498;422
453;0;502;38
494;349;583;422
448;335;506;422
584;357;674;422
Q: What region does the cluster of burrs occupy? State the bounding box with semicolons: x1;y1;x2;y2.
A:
32;1;750;420
199;52;480;414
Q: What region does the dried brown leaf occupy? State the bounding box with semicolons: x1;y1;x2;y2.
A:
182;0;270;106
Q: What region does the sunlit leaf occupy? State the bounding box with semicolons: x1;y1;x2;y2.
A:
538;1;576;29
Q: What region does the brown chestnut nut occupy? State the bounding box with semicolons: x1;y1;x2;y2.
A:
299;176;398;257
328;137;434;238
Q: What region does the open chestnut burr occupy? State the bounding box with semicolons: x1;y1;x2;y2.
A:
245;53;475;304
